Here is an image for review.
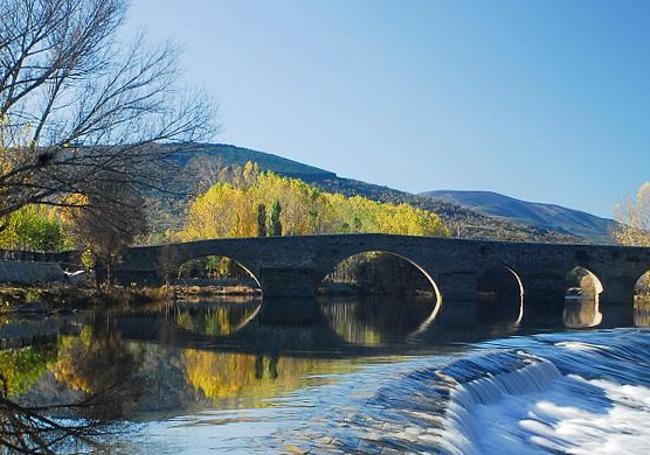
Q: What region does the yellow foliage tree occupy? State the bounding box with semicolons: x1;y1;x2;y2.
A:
176;162;449;241
177;183;257;242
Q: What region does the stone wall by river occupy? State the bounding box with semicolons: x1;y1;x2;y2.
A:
0;260;64;284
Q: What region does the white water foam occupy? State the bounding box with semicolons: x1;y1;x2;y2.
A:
438;356;650;455
554;341;604;351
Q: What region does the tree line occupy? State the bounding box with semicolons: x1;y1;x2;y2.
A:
174;162;449;242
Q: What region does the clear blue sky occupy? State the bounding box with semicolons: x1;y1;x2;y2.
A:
124;0;650;218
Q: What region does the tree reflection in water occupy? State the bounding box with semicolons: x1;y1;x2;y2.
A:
181;350;354;406
0;322;143;453
563;301;601;328
173;300;260;336
0;300;367;451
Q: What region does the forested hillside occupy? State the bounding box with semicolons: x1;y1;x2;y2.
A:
157;143;580;243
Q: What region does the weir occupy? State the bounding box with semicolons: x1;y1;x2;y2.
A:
113;234;650;328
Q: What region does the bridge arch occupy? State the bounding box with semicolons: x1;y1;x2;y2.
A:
316;249;442;326
317;250;440;297
563;265;603;328
161;247;263;293
476;263;524;325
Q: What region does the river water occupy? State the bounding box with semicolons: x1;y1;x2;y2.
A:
2;296;650;454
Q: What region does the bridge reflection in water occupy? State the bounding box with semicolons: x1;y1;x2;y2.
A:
118;296;450;356
3;295;650;431
0;296;487;419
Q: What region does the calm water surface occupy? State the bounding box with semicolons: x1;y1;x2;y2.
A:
2;296;650;454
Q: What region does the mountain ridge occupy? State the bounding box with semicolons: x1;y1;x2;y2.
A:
420;189;615;244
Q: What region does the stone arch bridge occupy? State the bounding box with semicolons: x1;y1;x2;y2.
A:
116;234;650;327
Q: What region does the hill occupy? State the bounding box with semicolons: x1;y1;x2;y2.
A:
156;143;585;244
309;176;579;243
168;143;335;181
420;190;616;244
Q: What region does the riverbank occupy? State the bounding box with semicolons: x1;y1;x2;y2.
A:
0;279;438;316
0;283;266;314
0;285;175;313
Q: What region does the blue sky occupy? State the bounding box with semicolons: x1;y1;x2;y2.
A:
124;0;650;218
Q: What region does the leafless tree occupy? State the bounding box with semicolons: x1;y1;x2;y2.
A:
65;177;148;285
156;244;183;285
0;0;215;227
185;154;226;194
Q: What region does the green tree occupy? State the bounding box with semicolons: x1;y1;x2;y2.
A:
256;204;267;237
0;205;70;252
270;200;283;236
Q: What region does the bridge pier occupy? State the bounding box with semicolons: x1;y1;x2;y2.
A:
599;276;635;327
438;272;478;327
257;267;319;324
113;269;160;286
259;267;317;298
260;297;318;325
521;274;566;326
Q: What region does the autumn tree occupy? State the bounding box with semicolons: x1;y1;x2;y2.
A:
0;0;214;227
176;183;257;241
176;163;449;242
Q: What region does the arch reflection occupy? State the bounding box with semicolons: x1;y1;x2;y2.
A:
170;299;262;337
634;270;650;327
476;264;524;326
319;296;436;346
563;266;603;328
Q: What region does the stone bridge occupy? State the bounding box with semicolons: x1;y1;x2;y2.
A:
115;234;650;327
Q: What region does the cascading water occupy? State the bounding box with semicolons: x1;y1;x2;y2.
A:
274;329;650;455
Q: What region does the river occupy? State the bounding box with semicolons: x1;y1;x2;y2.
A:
1;296;649;454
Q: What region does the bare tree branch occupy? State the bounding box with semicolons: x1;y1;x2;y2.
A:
0;0;217;219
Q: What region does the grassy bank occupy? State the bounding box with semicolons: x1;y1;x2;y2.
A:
0;283;265;313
